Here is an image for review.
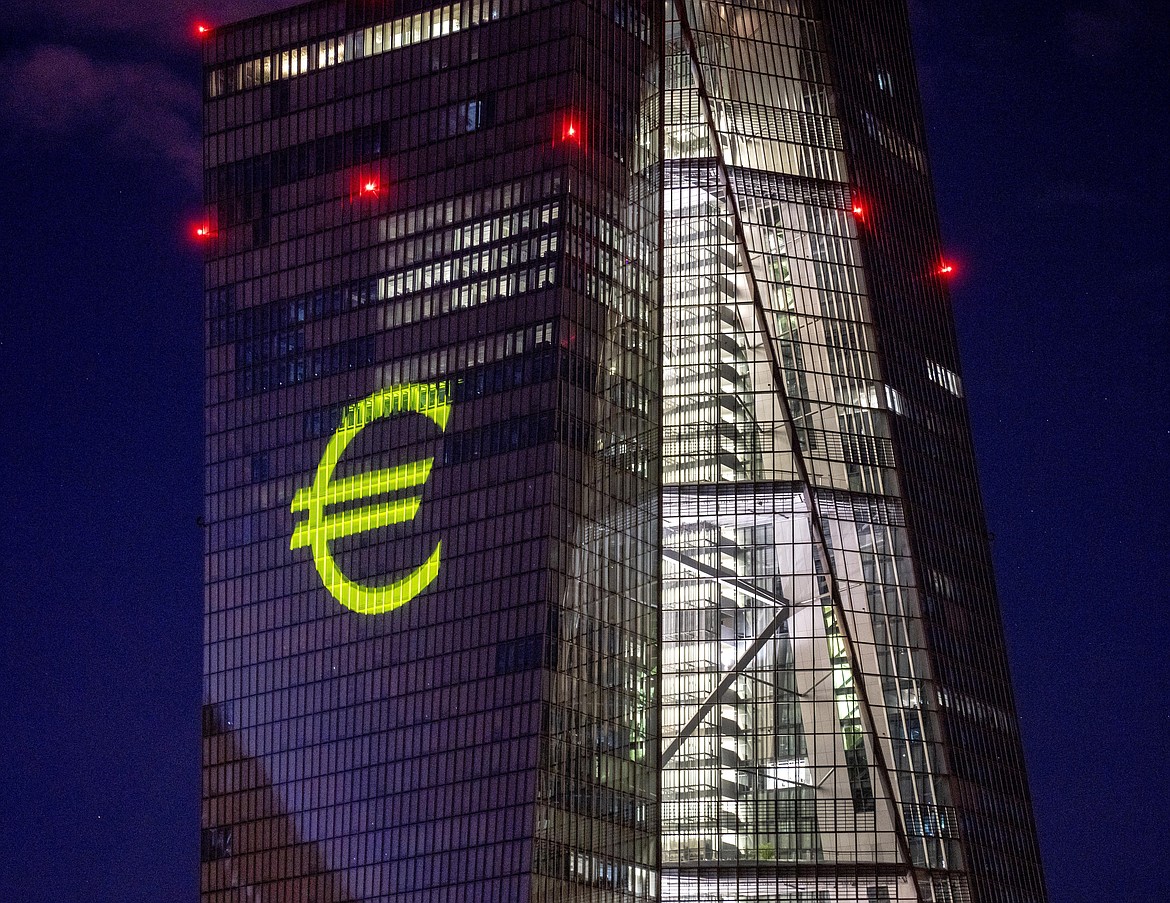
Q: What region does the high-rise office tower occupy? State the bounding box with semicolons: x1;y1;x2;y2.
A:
200;2;1045;903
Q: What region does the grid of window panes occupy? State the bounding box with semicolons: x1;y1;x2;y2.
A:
202;0;659;900
659;1;964;901
811;3;1048;902
206;0;504;98
528;0;662;898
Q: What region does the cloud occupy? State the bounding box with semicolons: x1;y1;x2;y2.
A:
0;44;202;186
0;1;277;45
0;3;284;186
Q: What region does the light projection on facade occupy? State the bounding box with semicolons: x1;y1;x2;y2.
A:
203;1;1047;899
289;382;451;614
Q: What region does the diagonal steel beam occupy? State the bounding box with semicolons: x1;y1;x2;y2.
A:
661;546;795;764
665;1;924;892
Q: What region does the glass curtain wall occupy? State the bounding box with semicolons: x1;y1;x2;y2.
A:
659;1;963;900
202;0;660;900
532;0;662;898
812;4;1048;901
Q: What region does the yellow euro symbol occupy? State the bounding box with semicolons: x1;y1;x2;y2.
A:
290;382;451;615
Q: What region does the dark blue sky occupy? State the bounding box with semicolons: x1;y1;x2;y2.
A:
0;1;1166;899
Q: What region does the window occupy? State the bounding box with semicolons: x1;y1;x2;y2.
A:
926;359;963;397
200;826;233;862
445;97;494;136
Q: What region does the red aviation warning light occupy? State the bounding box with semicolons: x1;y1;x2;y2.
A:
351;172;384;202
195;22;212;37
937;260;955;276
557;113;582;145
848;190;869;224
192;222;216;242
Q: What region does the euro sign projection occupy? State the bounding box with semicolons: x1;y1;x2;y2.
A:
290;382;452;615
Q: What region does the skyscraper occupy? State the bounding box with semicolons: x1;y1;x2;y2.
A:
200;2;1046;902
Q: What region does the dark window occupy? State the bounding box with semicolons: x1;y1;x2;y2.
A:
201;826;233;862
496;634;544;674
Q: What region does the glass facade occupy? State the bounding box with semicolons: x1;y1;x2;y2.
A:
202;2;1046;902
202;1;659;899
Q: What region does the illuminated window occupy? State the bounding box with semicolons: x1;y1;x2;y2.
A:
445;97;493;135
927;359;963;397
207;0;505;98
465;98;485;131
885;384;909;416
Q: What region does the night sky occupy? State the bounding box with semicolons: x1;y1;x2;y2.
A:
0;1;1165;900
